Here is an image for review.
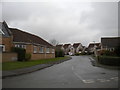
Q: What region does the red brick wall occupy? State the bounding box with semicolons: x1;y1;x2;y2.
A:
31;53;55;60
1;37;13;52
1;53;17;62
25;45;55;60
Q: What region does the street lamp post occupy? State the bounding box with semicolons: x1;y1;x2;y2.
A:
93;41;97;57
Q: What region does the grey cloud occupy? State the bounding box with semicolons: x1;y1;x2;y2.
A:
2;1;118;46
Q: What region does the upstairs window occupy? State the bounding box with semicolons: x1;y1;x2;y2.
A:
39;46;44;53
33;46;37;53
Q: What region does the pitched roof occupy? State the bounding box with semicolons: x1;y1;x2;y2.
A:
73;43;81;48
101;37;120;48
63;44;71;49
9;28;53;48
88;43;100;48
56;44;63;48
55;44;63;50
0;21;12;37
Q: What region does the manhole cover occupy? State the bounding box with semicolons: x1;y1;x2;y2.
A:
101;72;106;74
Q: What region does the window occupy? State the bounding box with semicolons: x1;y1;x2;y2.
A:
15;44;20;48
0;44;5;52
46;48;50;53
22;45;26;49
52;49;55;53
15;44;26;49
39;47;44;53
33;46;37;53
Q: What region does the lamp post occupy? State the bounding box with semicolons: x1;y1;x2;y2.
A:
93;41;97;57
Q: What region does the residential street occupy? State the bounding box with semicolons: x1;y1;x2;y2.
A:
3;56;119;88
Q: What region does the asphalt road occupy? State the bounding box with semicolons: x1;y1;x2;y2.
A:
3;56;119;88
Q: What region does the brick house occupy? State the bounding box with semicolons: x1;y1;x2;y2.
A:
0;21;55;62
87;43;101;54
101;37;120;51
73;43;83;54
55;44;64;51
0;21;17;62
0;21;13;52
63;44;72;55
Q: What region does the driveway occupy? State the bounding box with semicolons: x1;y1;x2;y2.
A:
3;56;119;88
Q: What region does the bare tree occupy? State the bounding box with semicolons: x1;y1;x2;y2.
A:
49;39;59;46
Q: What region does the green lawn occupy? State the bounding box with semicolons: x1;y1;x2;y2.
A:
2;57;69;71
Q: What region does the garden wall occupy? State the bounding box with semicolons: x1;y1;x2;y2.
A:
2;53;18;62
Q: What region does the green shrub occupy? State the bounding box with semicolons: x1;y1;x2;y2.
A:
75;53;80;56
87;51;94;55
25;53;31;61
55;50;64;57
80;52;87;55
12;47;26;61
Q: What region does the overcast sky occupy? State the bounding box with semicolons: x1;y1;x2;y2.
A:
1;0;118;46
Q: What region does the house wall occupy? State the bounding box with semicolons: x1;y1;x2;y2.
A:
1;52;17;62
25;44;55;60
1;37;13;52
26;44;33;54
31;53;55;60
12;43;55;60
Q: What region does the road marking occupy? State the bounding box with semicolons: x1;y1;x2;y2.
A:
110;77;118;81
74;72;84;80
72;66;85;82
71;66;117;84
82;79;95;83
97;79;111;82
106;80;110;82
72;66;95;84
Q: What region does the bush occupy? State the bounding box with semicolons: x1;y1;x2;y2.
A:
80;52;87;55
87;51;94;55
55;50;64;57
12;47;26;61
75;53;80;56
98;56;120;66
25;53;31;61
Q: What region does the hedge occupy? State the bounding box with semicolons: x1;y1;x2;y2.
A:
55;50;64;57
12;47;26;61
98;56;120;66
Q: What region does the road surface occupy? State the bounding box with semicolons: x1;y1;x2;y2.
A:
3;56;119;88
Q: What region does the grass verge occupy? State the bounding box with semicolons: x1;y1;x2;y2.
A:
2;56;69;71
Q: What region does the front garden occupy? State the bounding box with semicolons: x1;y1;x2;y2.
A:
2;56;69;71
